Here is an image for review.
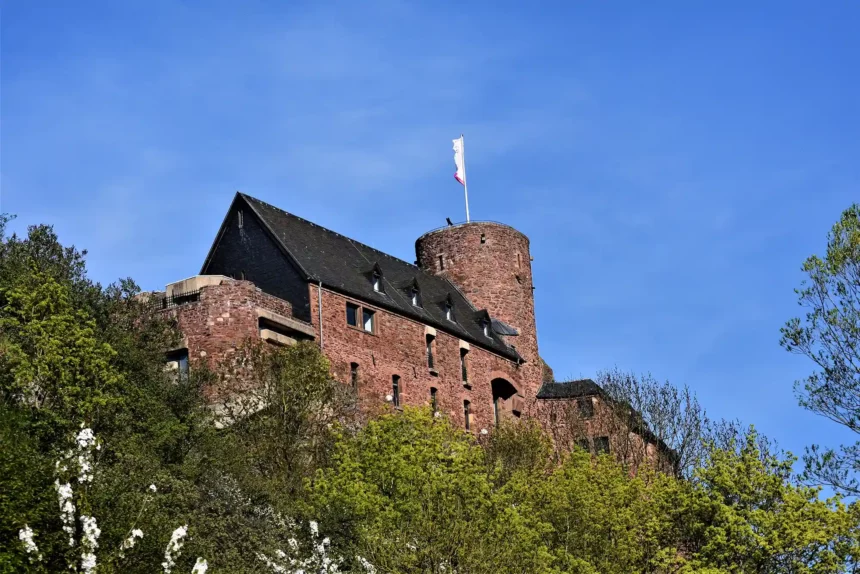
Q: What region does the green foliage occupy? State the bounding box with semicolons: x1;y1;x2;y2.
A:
781;204;860;496
0;271;123;436
214;340;359;513
681;427;859;573
312;408;554;574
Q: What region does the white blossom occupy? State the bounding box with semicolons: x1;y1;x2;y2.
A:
149;484;158;493
480;428;488;435
120;528;144;557
55;480;76;546
18;525;42;562
357;555;377;574
75;427;97;483
80;515;101;574
162;524;189;573
191;557;209;574
385;394;393;402
433;411;442;418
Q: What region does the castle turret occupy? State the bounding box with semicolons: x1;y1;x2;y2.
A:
415;222;541;399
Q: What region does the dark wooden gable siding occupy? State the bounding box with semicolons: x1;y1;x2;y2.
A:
201;199;312;322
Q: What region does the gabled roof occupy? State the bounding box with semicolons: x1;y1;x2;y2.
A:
203;193;521;362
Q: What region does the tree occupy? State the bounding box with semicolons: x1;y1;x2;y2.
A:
311;408;554;574
781;204;860;496
682;427;859;573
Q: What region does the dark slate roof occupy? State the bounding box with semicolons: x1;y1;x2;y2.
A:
218;193;522;361
536;379;603;399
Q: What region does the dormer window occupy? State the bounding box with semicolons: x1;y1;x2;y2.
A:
372;270;383;293
481;319;491;338
445;300;455;322
411;286;420;307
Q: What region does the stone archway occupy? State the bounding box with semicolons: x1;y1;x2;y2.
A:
491;378;520;425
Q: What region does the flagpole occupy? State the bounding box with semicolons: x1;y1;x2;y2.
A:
461;134;471;223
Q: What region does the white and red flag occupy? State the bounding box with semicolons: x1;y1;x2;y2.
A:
452;136;466;186
452;135;470;221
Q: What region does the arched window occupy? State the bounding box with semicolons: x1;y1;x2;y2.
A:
445;300;455;322
372;270;383;293
430;387;438;412
392;375;401;407
463;400;471;430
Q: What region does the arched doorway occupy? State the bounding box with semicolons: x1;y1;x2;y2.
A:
491;378;519;426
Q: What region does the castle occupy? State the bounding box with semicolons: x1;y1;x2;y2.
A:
156;192;650;457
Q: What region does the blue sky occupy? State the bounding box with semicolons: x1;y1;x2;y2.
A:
3;1;858;463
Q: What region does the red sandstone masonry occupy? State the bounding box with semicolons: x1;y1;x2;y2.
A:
167;278;300;400
415;222;542;404
309;285;527;431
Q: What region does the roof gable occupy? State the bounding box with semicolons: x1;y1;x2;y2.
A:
211;193;520;361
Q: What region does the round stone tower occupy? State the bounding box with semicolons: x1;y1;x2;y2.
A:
415;222;541;398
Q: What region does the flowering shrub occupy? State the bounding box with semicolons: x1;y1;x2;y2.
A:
17;426;207;573
257;520;375;574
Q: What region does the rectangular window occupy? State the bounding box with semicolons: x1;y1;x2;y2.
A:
430;387;438;412
438;254;444;270
350;362;359;389
346;302;376;333
577;397;594;419
392;375;401;407
362;308;375;332
165;348;189;382
463;400;471;430
594;436;610;455
460;348;468;382
346;302;359;327
237;210;244;229
576;438;591;452
426;334;435;369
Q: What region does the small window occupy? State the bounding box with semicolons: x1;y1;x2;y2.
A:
480;233;486;244
392;375;401;407
362;308;375;332
350;362;359;389
426;334;435;369
411;287;421;307
445;301;455;322
460;348;468;382
237;210;244;229
430;387;438;412
576;438;590;452
481;319;491;338
516;252;521;268
463;400;471;430
594;436;610;455
346;303;359;327
438;254;445;270
577;397;594;419
372;271;383;293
